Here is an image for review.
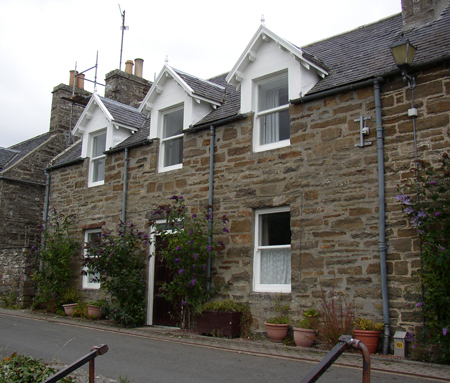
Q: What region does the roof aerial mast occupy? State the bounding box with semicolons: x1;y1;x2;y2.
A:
118;4;129;71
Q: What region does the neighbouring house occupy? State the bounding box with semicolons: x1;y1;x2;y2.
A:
0;74;90;306
43;0;449;352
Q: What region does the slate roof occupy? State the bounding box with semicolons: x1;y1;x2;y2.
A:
174;69;225;104
192;73;241;127
0;132;50;171
99;96;148;129
302;4;450;95
49;140;83;168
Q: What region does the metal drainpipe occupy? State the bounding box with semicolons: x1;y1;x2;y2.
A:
122;148;129;223
206;125;215;296
41;169;51;272
374;79;391;354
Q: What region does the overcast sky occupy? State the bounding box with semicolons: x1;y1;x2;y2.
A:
0;0;402;148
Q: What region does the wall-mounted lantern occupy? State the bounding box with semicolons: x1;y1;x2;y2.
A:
390;36;417;89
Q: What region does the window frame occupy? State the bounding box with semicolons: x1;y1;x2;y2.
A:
253;206;291;293
82;228;102;290
254;73;291;153
88;130;107;187
159;106;184;173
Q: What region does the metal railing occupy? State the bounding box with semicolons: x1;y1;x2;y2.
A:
43;344;108;383
300;335;371;383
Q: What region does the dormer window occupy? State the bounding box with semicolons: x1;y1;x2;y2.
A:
256;74;290;150
160;106;184;172
89;130;106;186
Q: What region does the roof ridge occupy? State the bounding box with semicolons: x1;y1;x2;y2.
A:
8;131;50;149
302;12;401;49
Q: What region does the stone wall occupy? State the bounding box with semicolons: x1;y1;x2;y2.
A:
104;70;152;108
0;83;90;306
47;63;450;339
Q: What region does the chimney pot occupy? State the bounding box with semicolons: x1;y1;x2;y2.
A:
125;60;134;74
69;70;78;87
76;73;85;90
134;58;144;77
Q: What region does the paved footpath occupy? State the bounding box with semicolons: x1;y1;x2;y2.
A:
1;308;449;382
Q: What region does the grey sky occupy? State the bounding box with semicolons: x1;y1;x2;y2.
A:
0;0;401;148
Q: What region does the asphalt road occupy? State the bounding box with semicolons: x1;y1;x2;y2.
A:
0;313;441;383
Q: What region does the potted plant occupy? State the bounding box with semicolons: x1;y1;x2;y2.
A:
293;308;319;347
197;299;251;338
61;287;81;317
265;299;290;343
353;317;384;354
87;300;106;319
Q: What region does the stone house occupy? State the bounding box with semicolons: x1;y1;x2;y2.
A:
0;76;90;306
45;0;450;351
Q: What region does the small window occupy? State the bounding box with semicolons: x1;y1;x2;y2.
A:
89;131;106;186
160;108;183;171
82;229;102;289
255;75;290;152
253;207;291;293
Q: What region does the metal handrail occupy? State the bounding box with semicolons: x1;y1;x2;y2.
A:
300;335;371;383
43;344;108;383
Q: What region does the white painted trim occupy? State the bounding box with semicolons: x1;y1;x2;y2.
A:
82;229;102;290
158;106;184;173
253;206;291;293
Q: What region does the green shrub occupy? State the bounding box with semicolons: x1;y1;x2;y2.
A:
0;353;75;382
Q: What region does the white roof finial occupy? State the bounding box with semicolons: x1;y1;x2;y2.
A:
261;14;265;25
165;55;169;65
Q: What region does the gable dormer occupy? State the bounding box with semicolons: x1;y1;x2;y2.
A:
226;25;328;152
138;65;225;172
73;92;146;186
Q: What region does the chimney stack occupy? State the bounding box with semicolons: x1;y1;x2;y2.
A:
134;58;144;78
69;70;84;90
402;0;450;29
125;60;134;74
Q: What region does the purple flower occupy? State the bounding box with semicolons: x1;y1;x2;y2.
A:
181;300;185;307
440;246;446;251
179;269;184;275
170;195;178;200
207;245;211;252
434;212;443;217
444;328;448;336
405;207;414;215
190;229;194;235
176;246;181;251
193;264;196;269
417;302;423;308
192;214;197;219
428;181;438;186
193;253;198;261
223;227;230;233
179;196;184;200
174;258;180;264
206;214;212;220
202;264;206;271
417;210;427;218
192;278;196;286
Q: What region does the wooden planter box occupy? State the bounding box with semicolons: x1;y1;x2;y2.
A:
197;311;242;337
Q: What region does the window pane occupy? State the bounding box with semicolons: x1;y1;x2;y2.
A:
164;136;183;167
260;247;291;284
164;109;184;138
93;132;106;157
260;110;290;145
92;157;105;182
259;76;288;112
261;211;291;246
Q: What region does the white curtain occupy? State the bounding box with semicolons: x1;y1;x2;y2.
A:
260;89;279;145
260;248;291;284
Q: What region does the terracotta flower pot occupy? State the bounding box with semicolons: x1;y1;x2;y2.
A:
353;330;381;354
293;327;316;347
62;303;77;316
265;323;289;343
87;305;103;319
